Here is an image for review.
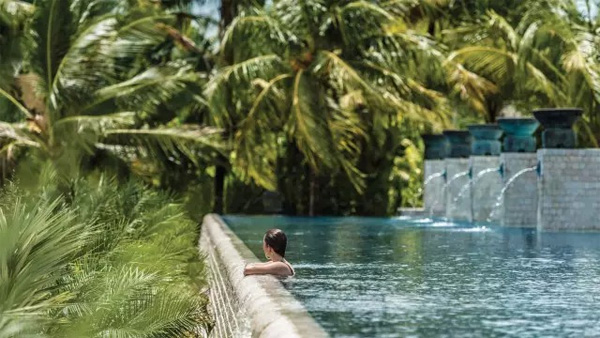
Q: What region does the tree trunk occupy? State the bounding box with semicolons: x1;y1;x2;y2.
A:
213;164;226;214
219;0;235;39
428;20;435;36
309;169;315;216
213;0;236;215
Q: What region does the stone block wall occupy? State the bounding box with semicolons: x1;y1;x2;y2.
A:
424;160;446;217
200;215;328;337
470;156;502;222
538;149;600;230
500;153;538;227
445;158;471;222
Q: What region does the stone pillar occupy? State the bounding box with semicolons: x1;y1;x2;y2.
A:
445;158;471;222
500;153;538;227
537;149;600;230
470;156;502;222
424;160;446;216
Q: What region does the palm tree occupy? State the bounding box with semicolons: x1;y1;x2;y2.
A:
445;0;600;146
0;0;224;183
206;0;449;214
0;169;211;337
444;8;567;122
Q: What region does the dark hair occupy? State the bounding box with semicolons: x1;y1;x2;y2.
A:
264;228;287;257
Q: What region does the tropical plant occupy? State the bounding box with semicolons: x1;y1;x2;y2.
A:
206;0;450;214
445;0;600;146
0;166;211;337
0;0;224;185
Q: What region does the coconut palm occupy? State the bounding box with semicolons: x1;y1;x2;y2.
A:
205;0;449;213
444;8;568;122
0;0;223;183
445;0;600;145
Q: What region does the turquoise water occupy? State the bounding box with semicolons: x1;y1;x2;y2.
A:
224;216;600;337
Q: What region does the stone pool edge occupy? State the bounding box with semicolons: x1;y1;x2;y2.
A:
199;214;328;338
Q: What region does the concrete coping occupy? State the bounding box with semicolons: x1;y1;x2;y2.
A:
444;158;470;163
500;153;538;158
469;155;501;159
537;149;600;155
399;208;426;217
200;214;328;338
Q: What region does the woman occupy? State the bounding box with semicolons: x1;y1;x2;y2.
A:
244;228;295;277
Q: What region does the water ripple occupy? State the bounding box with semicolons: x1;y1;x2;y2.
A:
226;216;600;337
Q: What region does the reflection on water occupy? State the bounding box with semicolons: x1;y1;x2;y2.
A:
224;215;600;337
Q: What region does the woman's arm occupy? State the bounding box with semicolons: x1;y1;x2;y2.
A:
244;261;292;276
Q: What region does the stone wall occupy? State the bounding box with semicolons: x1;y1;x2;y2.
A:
424;160;446;217
470;156;502;222
200;214;327;337
500;153;538;227
445;158;471;222
537;149;600;230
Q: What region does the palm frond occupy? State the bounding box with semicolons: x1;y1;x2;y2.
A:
448;46;516;85
31;0;74;100
204;54;288;128
356;59;444;114
233;73;292;190
314;51;381;99
289;70;337;171
103;125;224;166
109;13;177;60
52;112;137;154
0;197;93;336
0;87;32;118
221;14;294;62
89;62;198;114
326;95;367;192
0;1;33;86
50;16;120;111
337;1;395;47
55;112;136;130
561;31;600;104
485;10;518;50
446;62;499;116
273;0;327;39
524;62;568;104
0;122;39;148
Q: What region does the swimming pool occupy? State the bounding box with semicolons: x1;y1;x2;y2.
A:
224;215;600;337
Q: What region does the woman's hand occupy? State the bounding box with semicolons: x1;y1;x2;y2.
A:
243;263;254;276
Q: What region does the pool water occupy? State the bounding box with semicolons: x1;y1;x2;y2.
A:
224;216;600;337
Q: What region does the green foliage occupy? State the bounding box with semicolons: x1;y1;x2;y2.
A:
0;166;211;337
4;0;600;218
206;0;451;215
0;0;224;188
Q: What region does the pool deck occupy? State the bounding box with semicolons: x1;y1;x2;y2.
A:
199;214;328;338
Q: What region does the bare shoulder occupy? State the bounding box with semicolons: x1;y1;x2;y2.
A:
244;261;293;277
270;261;292;273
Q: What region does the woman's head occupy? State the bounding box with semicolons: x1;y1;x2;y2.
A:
263;228;287;259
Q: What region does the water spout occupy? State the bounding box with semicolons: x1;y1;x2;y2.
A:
455;167;500;203
423;171;446;186
447;170;471;187
429;170;470;218
447;167;501;218
487;165;538;222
